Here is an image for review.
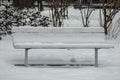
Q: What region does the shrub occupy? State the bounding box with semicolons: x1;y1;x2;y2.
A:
0;4;51;40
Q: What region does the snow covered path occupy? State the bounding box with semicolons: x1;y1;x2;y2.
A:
0;35;120;80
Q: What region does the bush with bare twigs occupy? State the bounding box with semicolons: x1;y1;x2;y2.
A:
46;0;71;27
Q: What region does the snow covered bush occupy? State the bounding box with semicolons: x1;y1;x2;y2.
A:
0;4;51;40
12;8;51;27
0;4;13;39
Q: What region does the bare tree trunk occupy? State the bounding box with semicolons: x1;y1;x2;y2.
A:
37;0;43;11
80;0;94;27
100;0;119;35
99;9;103;27
46;0;71;27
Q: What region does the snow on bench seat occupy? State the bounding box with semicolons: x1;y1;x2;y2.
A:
14;42;113;49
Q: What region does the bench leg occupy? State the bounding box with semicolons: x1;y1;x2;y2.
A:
95;48;98;67
25;49;29;67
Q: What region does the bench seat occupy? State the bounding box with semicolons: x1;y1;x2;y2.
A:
14;42;114;49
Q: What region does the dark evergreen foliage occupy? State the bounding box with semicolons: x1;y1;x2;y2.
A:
0;4;51;40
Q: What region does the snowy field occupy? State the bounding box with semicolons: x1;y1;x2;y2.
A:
0;6;120;80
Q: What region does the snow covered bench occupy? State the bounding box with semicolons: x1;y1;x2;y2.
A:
12;27;114;67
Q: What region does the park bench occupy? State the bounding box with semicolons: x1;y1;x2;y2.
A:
12;27;114;67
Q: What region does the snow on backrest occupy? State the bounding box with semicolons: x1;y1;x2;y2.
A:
12;27;106;43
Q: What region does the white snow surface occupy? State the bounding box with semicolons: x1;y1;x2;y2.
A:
0;6;120;80
1;34;120;80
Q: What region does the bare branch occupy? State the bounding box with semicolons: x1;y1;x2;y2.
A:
100;0;120;35
46;0;71;27
79;0;94;27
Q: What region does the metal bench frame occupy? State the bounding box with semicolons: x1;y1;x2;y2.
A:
24;48;99;67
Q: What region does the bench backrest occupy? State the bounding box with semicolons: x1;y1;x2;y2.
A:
12;27;106;43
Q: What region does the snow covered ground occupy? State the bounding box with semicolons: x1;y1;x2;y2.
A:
0;33;120;80
0;6;120;80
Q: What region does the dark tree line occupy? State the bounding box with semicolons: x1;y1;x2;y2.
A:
11;0;43;10
1;0;11;2
13;0;35;9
